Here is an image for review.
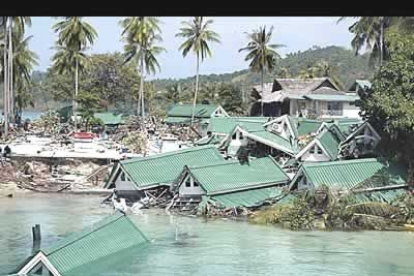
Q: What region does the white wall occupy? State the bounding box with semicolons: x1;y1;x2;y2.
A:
179;175;205;196
299;144;331;162
115;170;137;191
297;174;315;190
227;130;248;156
343;102;361;118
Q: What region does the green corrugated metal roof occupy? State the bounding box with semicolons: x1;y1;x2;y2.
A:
317;128;344;160
286;116;299;138
301;158;407;190
164;116;193;124
194;134;225;146
121;145;224;189
208;116;269;134
167;104;219;118
188;156;289;195
207;187;284;208
42;213;148;276
94;112;126;125
296;119;323;136
304;94;360;102
248;129;297;154
351;189;407;204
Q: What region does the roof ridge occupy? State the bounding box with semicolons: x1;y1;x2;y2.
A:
189;156;274;170
121;145;218;164
44;213;125;256
303;158;380;168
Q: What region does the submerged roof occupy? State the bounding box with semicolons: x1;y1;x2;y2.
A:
16;213;148;276
205;186;284;208
94;112;126;125
121;145;224;189
167;104;219;118
299;158;407;189
186;156;289;195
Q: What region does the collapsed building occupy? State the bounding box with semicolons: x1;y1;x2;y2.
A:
104;145;224;202
11;213;148;276
170;156;290;212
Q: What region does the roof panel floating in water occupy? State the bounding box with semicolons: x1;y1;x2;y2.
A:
13;213;148;276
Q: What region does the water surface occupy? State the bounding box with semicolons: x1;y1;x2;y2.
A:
1;194;414;276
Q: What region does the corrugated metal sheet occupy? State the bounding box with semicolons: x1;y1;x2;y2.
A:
94;112;125;125
189;156;289;194
43;213;148;276
302;158;407;189
208;187;284;208
248;130;297;154
167;104;218;118
296;120;322;136
122;145;224;189
352;189;407;204
317;129;342;160
208;116;269;134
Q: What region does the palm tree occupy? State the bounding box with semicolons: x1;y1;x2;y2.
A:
53;17;97;130
0;16;31;135
338;17;396;66
10;32;38;114
176;17;220;125
239;25;284;116
121;17;164;119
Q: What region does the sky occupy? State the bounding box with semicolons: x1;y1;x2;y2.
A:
26;17;355;80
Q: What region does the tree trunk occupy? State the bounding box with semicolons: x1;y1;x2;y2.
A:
74;57;78;131
191;54;200;126
8;20;13;123
379;21;383;67
3;31;8;136
260;68;264;117
139;58;145;121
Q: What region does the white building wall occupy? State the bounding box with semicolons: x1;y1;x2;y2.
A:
227;130;248;156
299;145;331;162
179;175;205;196
343;102;361;118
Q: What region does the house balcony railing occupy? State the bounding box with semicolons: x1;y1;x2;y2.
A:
296;109;344;118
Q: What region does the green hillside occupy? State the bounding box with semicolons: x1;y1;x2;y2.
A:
153;46;375;91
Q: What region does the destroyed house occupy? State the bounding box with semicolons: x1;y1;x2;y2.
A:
252;77;360;118
12;213;148;276
289;158;408;195
164;103;228;125
104;145;225;199
295;121;380;162
172;156;290;209
295;125;346;162
222;125;298;159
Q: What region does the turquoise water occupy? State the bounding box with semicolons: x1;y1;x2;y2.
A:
0;110;43;121
1;194;414;276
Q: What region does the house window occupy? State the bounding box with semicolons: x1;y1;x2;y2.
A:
120;172;125;181
310;145;316;154
317;146;323;154
185;179;191;187
232;132;237;140
193;182;199;187
327;102;343;115
239;132;244;140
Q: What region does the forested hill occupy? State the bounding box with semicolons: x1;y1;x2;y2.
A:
153;46;375;91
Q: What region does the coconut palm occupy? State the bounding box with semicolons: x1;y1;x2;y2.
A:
53;17;97;130
239;25;284;116
176;17;220;125
0;16;31;134
121;17;164;119
338;17;395;66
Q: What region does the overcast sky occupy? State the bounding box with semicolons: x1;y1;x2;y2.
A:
26;17;355;79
